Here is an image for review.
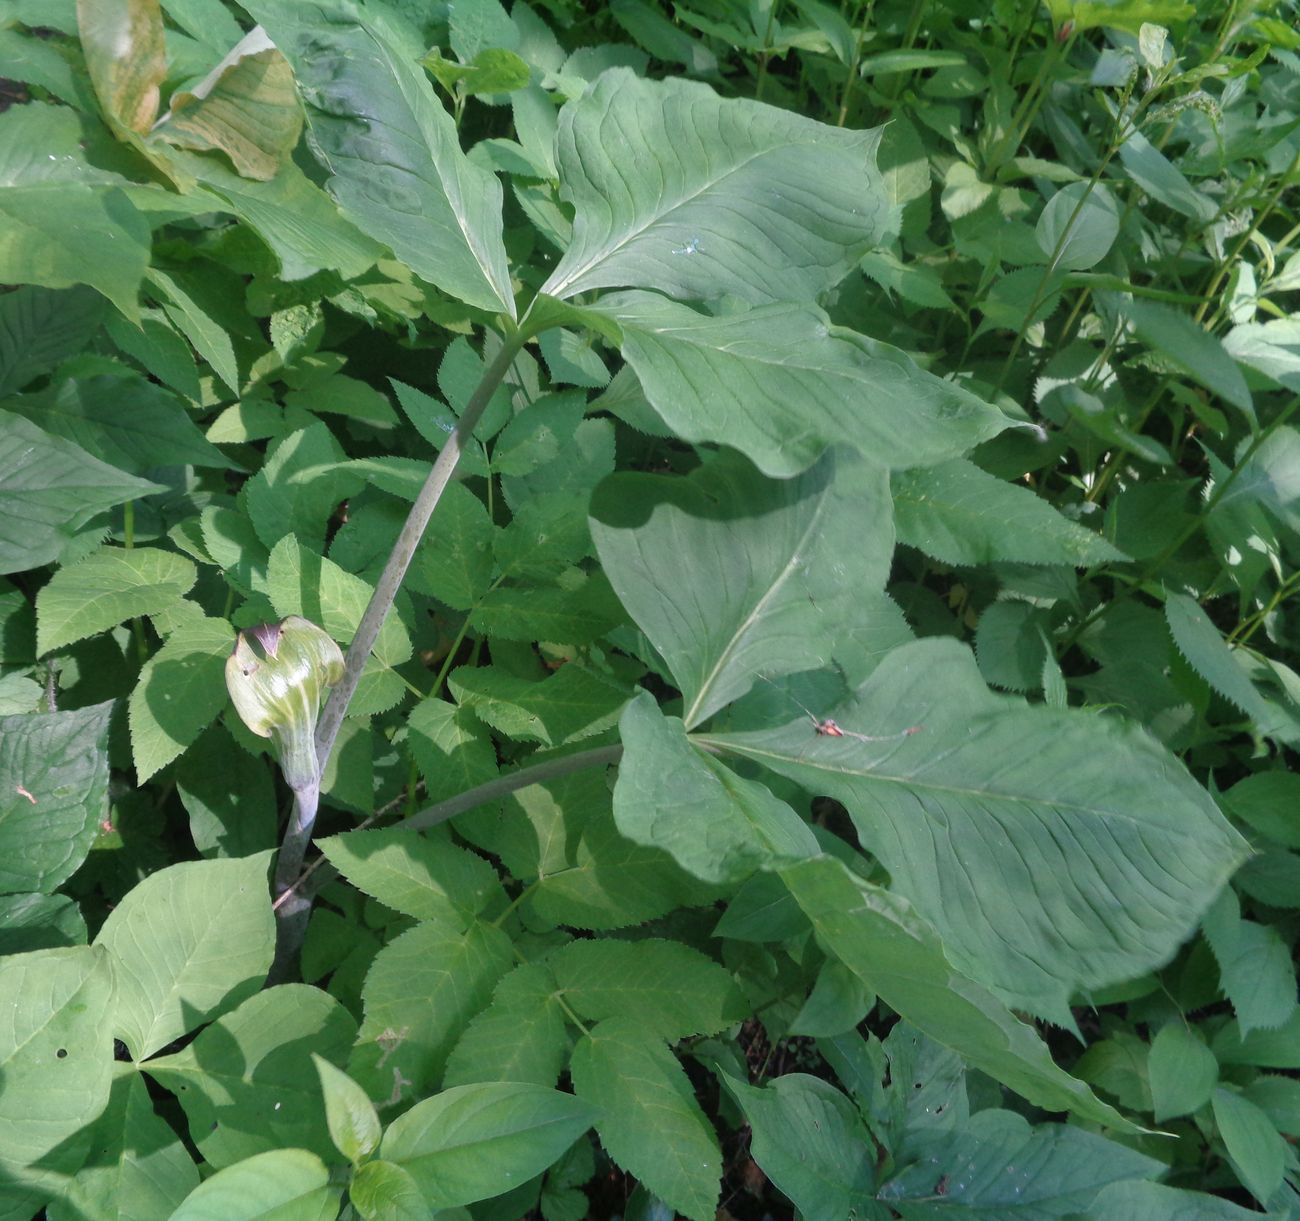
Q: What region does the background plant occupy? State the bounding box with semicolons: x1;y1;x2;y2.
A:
1;0;1298;1218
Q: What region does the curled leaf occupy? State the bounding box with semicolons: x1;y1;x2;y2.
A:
225;615;344;790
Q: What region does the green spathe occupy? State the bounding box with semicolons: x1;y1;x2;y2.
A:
225;615;344;791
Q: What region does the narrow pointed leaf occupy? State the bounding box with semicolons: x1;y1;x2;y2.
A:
711;638;1249;1023
543;69;888;305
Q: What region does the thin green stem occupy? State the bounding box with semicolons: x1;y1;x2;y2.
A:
754;0;784;101
836;0;872;126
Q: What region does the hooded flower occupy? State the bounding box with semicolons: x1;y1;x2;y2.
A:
225;615;345;791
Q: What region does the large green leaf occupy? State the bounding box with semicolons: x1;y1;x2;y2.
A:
876;1108;1160;1216
170;1149;338;1221
0;702;112;895
780;856;1133;1130
548;937;746;1040
93;853;275;1060
146;985;357;1169
349;918;513;1103
542;69;887;305
588;291;1009;477
0;946;115;1169
380;1082;596;1208
241;0;515;316
129;616;235;782
0;286;105;399
892;458;1126;567
717;1072;876;1221
0;104;151;319
590;448;895;727
0;411;163;576
615;691;820;885
710;638;1249;1025
48;1066;199;1220
36;546;197;656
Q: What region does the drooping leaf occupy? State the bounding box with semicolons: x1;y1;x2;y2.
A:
0;893;87;956
379;1082;596;1209
0;701;112;895
542;69;888;305
145;985;357;1169
590;448;894;728
151;27;304;181
0;946;115;1169
147;267;241;397
570;1017;721;1221
36;546;196;657
449;663;628;746
243;422;361;553
892;459;1125;567
128;614;232;781
0;105;151;319
711;638;1249;1024
76;0;166;134
780;856;1134;1131
242;0;516;316
93;853;276;1060
876;1108;1161;1216
589;291;1009;478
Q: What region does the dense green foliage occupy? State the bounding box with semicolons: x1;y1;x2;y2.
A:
1;0;1298;1217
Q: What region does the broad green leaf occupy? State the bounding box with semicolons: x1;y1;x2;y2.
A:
892;459;1125;567
0;410;165;577
159;0;245;49
779;856;1134;1131
48;1066;199;1221
1246;1076;1300;1138
877;1108;1160;1215
146;985;357;1169
265;535;412;716
469;574;626;644
317;825;503;928
1223;319;1300;393
590;448;893;727
170;1149;338;1221
788;959;874;1037
1117;128;1217;222
380;1082;595;1209
242;0;516;317
1166;593;1294;742
244;422;361;553
1125;300;1253;421
1083;1180;1271;1221
410;481;495;611
1212;1088;1286;1204
176;725;278;858
0;286;105;399
128;615;232;781
1202;890;1298;1035
350;919;513;1103
589;291;1009;478
312;1056;381;1164
152;27;304;181
442;962;568;1090
0;946;114;1168
0;702;112;895
1036;181;1119;270
1148;1023;1217;1121
610;0;718;72
711;638;1249;1024
0;105;151;319
93;853;275;1060
448;663;628;746
570;1016;721;1221
717;1072;874;1221
1213;1009;1300;1069
548;938;746;1039
77;0;166;133
1220;771;1300;848
8;371;235;473
37;546;196;657
542;69;887;305
404;696;500;806
615;691;820;885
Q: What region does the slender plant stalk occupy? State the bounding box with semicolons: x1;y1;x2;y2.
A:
269;327;527;978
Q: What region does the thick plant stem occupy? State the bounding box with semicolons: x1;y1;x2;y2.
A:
270;327;525;978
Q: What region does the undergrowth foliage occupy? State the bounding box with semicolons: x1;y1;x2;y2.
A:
0;0;1298;1217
